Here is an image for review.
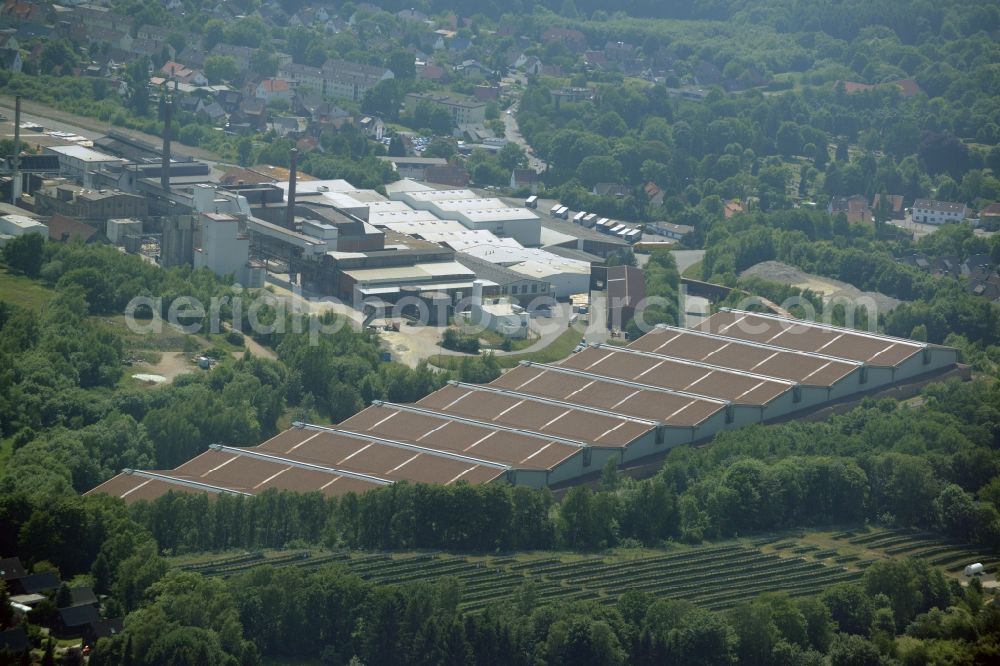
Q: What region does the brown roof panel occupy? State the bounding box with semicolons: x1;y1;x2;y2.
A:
492;364;724;426
85;474;207;503
700;311;922;367
254;430;503;485
562;347;789;405
632;328;858;387
417;385;654;447
340;406;579;470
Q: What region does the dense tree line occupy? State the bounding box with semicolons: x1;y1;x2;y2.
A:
3;480;997;665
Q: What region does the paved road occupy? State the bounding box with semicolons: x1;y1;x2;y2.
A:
671;249;705;275
501;103;546;172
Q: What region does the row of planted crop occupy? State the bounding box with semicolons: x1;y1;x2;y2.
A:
542;547;758;582
576;558;789;587
345;555;470;578
181;552;264;571
698;570;864;610
641;564;854;604
609;560;829;598
570;552;783;587
539;547;766;583
199;551;312;577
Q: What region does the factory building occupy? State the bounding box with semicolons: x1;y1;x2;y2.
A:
0;213;47;246
88;310;961;504
389;185;541;246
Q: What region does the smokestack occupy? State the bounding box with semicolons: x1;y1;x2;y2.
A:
161;97;172;191
285;148;298;229
11;95;20;204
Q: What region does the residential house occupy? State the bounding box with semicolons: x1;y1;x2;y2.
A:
231;98;268;132
161;61;207;86
0;31;18;50
71;4;130;33
137;23;170;42
175;94;206;115
425;164;470;188
454;59;492;78
473;84;500;101
321;58;394;102
417;62;447;82
0;47;21;72
200;101;227;124
448;36;472;54
828;195;871;225
270;115;302;137
644;181;664;207
357;115;384;140
2;0;45;25
510;168;540;193
519;56;542;76
979;202;1000;231
279;62;326;95
584;50;608;70
210;43;256;71
256;78;293;103
550;87;593;108
724;200;745;218
593;183;630;198
871;193;905;220
912;198;969;225
177;46;207;69
541;27;587;52
215;89;243;113
128;38;172;60
405;92;486;126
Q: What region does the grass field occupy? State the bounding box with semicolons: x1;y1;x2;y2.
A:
0;268;54;311
682;260;704;280
174;539;863;613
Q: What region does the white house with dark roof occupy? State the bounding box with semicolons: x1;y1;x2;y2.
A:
912;199;969;225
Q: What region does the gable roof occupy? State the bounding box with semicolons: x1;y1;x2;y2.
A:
59;604;101;628
0;556;26;581
15;571;59;594
48;214;98;243
0;628;28;653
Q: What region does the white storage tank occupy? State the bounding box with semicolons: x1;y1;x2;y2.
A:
965;563;984;576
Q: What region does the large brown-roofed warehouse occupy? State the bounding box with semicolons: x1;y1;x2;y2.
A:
87;310;961;503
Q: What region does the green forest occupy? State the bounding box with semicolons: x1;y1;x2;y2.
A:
2;0;1000;663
